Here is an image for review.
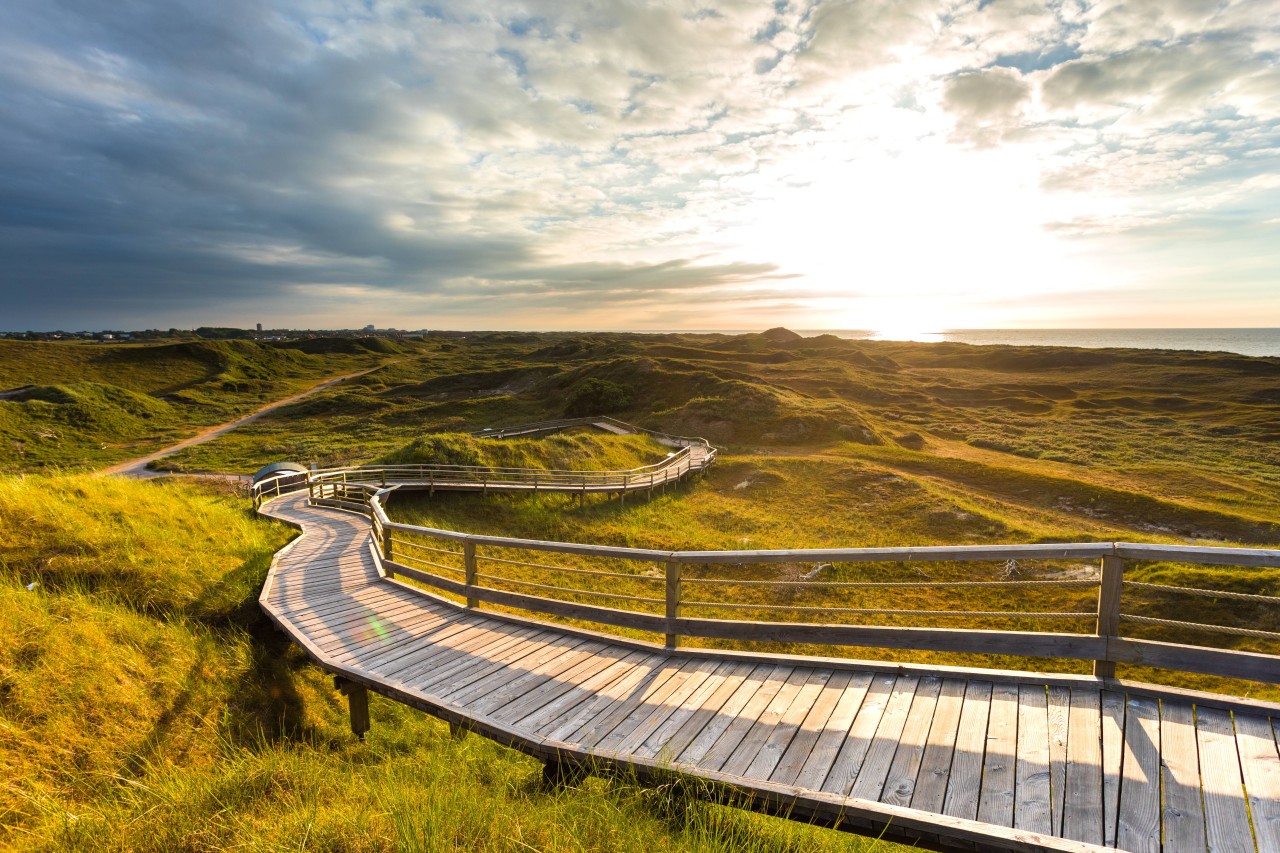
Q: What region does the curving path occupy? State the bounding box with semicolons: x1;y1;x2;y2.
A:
102;364;392;478
257;424;1280;853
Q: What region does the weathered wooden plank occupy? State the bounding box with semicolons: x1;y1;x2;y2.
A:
425;632;562;702
942;680;993;821
555;650;686;742
301;606;442;657
677;666;789;766
847;676;921;800
702;668;813;774
1236;712;1280;853
354;619;489;675
977;682;1019;828
880;676;944;807
595;659;724;754
643;662;764;763
371;623;523;680
357;618;497;676
1014;685;1052;836
391;627;545;690
769;670;859;786
513;650;657;730
468;642;612;719
1097;690;1125;849
813;672;896;795
637;661;755;761
273;596;409;635
1160;700;1207;853
1116;696;1160;853
574;657;697;748
1046;685;1069;834
547;657;676;744
285;594;431;635
271;584;409;615
736;669;833;780
1060;689;1102;846
381;626;529;691
446;638;593;709
1197;708;1252;853
1114;541;1280;568
910;678;966;813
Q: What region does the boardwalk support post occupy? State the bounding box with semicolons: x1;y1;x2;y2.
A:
541;758;587;789
464;542;479;609
334;676;370;739
665;559;681;648
1094;553;1124;678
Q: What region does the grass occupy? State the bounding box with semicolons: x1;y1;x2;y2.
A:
0;338;415;471
5;329;1280;846
383;446;1279;701
0;473;889;852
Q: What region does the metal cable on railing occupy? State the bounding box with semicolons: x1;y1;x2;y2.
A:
1118;614;1280;640
684;600;1097;619
396;554;467;576
390;538;463;558
1123;581;1280;604
682;577;1100;590
476;573;665;606
478;553;664;582
252;416;1280;684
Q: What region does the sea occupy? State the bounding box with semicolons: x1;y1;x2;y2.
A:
669;329;1280;358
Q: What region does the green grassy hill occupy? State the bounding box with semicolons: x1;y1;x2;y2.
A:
0;339;411;470
5;331;1280;846
0;474;880;852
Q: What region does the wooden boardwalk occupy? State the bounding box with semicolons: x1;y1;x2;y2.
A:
260;492;1280;853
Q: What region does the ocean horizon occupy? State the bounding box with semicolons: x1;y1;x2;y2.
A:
651;328;1280;358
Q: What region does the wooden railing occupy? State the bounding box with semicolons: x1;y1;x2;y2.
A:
353;487;1280;686
253;416;1279;687
250;417;715;507
305;444;714;496
471;415;714;450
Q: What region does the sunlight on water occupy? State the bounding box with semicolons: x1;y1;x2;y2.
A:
869;327;947;343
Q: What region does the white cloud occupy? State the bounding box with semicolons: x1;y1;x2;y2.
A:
0;0;1277;329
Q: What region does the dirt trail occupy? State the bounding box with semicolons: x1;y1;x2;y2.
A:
101;364;389;479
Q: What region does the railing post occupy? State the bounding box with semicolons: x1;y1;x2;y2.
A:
1094;553;1124;678
464;542;479;609
665;559;681;648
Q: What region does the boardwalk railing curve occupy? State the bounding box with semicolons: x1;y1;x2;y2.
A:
252;417;1280;853
253;417;1280;688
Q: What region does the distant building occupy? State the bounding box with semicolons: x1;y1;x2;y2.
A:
256;323;263;332
364;324;376;332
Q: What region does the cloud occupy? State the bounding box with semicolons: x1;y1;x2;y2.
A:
942;67;1032;147
0;0;1277;330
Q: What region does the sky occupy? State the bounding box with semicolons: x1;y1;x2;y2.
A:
2;0;1278;333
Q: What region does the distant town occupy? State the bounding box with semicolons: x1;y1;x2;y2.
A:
0;325;455;342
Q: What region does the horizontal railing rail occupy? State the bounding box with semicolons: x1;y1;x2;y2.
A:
470;415;713;450
257;416;1279;688
362;491;1280;686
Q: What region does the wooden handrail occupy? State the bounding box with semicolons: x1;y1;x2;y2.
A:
363;491;1280;685
255;416;1279;687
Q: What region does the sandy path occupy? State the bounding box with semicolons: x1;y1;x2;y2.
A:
101;365;388;479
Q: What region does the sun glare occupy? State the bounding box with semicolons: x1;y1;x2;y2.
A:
714;135;1109;328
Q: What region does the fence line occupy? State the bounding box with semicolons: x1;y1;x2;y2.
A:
250;418;1280;685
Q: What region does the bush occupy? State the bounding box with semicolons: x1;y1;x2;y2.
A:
564;378;633;417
